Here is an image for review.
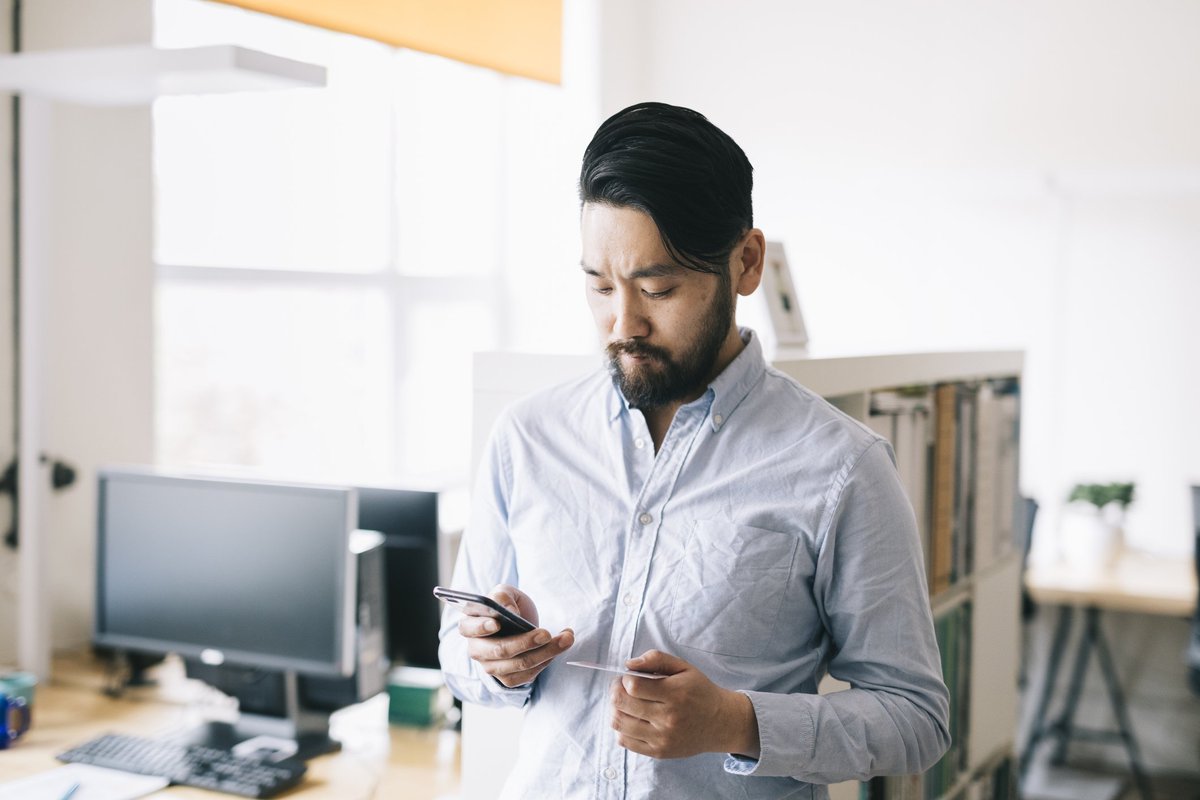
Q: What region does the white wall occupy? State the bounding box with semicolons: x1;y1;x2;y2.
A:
597;0;1200;559
0;0;155;663
591;0;1200;776
1042;181;1200;557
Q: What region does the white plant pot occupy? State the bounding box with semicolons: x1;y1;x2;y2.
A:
1059;505;1121;571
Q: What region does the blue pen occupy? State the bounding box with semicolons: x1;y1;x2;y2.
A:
59;782;81;800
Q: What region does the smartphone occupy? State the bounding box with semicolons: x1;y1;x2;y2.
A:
432;586;537;636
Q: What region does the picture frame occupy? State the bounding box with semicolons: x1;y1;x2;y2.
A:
760;240;809;353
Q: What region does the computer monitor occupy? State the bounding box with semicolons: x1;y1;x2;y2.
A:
95;468;363;758
354;486;442;669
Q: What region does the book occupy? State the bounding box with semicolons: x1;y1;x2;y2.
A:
930;384;958;596
868;388;934;576
971;380;1021;574
953;384;978;586
971;382;999;573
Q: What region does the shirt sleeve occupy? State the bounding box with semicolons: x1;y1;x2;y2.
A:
725;438;951;783
437;415;534;710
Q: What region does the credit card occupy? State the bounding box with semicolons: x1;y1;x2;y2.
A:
565;660;666;679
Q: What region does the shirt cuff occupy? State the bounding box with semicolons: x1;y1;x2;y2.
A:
723;690;816;778
486;673;534;707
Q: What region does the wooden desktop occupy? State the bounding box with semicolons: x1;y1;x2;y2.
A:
1020;547;1197;799
0;652;461;799
1024;548;1196;617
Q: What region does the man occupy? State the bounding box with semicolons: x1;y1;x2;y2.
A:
438;102;950;799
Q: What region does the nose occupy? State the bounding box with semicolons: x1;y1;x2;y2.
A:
611;287;650;340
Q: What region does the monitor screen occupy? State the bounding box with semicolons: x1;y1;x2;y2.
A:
95;469;356;677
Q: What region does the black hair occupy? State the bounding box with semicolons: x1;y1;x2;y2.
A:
578;101;754;277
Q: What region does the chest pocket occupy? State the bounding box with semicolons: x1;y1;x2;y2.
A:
667;521;798;658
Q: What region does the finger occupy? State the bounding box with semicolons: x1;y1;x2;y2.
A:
469;628;550;661
611;676;661;720
470;629;574;676
492;583;541;625
627;649;688;676
611;706;657;739
615;733;658;758
493;627;571;659
458;615;503;638
619;673;672;701
478;645;559;681
493;662;550;688
611;715;660;758
490;583;521;613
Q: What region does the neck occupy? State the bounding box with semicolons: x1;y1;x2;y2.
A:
641;327;747;452
643;405;678;452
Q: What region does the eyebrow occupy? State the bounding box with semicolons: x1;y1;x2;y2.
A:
580;262;684;279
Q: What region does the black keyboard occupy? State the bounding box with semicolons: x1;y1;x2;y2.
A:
58;732;307;798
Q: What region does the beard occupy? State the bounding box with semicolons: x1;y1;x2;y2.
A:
605;281;734;410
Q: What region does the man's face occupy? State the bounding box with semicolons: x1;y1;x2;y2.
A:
580;203;735;409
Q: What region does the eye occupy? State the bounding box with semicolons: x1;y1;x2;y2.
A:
642;288;674;299
590;285;613;296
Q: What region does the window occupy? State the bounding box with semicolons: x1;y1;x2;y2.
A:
153;0;586;485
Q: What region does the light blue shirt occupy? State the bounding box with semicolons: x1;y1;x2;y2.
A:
439;330;950;799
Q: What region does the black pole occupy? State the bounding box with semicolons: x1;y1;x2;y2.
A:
6;0;21;550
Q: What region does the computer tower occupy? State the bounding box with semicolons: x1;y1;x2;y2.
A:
354;486;445;669
300;531;388;709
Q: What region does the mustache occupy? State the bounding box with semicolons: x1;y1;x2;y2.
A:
606;339;670;362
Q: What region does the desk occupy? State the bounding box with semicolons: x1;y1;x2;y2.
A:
1020;550;1197;800
0;653;461;799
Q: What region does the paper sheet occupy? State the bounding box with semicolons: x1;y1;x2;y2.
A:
0;764;169;800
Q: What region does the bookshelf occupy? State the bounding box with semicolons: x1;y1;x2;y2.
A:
463;349;1024;800
814;359;1024;800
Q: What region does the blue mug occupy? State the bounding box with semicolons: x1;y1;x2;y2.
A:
1;693;31;748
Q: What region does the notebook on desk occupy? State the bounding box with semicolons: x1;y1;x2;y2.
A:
0;763;168;800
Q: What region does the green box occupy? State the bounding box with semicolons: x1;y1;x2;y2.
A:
387;666;443;727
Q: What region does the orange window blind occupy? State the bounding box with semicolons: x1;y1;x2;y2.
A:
213;0;562;84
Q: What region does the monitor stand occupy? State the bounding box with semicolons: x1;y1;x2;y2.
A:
180;666;340;761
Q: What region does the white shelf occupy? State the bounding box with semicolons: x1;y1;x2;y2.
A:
772;350;1023;397
0;44;324;105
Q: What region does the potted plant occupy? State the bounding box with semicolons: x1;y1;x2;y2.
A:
1060;481;1135;569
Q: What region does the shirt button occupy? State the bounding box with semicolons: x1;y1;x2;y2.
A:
622;592;635;607
603;767;617;781
713;413;724;425
638;513;653;526
634;438;646;449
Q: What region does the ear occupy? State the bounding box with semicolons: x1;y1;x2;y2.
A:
733;228;766;297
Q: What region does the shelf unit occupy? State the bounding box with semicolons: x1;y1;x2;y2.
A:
819;356;1023;800
463;349;1024;800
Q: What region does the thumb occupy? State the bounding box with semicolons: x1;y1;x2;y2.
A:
490;583;539;625
627;649;688;676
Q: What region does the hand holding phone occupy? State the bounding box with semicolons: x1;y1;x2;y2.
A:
432;586;536;636
434;584;575;688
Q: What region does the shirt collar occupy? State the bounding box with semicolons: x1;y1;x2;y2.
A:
604;327;766;430
706;327;765;431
